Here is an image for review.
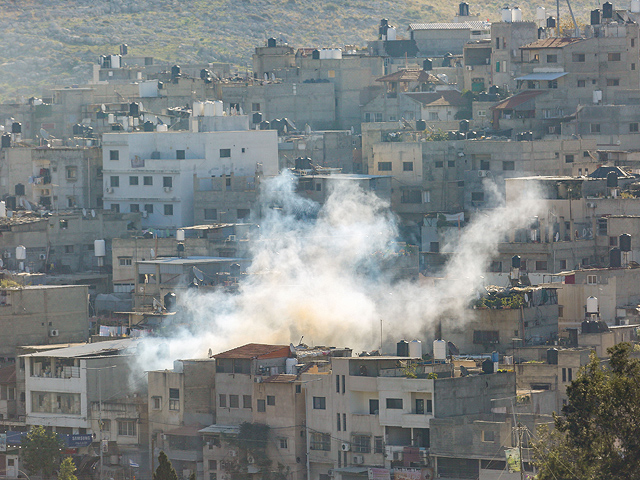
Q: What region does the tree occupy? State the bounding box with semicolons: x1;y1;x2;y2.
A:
21;425;63;479
153;451;178;480
533;343;640;479
58;457;78;480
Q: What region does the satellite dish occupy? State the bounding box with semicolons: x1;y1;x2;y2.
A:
82;208;87;217
101;104;106;112
150;248;155;258
193;266;204;282
40;128;50;140
91;209;96;217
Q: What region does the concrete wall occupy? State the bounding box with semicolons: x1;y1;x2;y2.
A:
434;372;516;418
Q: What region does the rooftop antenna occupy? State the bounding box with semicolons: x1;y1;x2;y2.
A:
298;335;304;346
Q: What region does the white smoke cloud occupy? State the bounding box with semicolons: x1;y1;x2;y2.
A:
136;173;544;370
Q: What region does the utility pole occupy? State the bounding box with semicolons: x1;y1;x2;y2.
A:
517;423;525;480
84;365;116;480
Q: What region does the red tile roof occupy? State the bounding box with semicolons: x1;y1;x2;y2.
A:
404;90;467;107
520;37;584;49
214;343;291;359
492;90;547;110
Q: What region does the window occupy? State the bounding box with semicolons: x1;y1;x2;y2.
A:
633;63;636;71
565;154;574;163
243;395;252;408
169;388;180;410
375;113;383;122
546;54;558;63
110;150;119;161
110;176;119;187
337;413;341;431
477;110;487;117
560;259;567;270
562;368;567;382
267;395;275;406
503;161;515;171
386;398;403;409
587;275;597;285
403;162;414;172
577;80;586;88
608;52;621;61
536;260;548;271
252;103;261;112
129;176;138;186
257;399;266;412
163;177;173;188
426;399;433;413
313;397;326;409
429;112;439;121
448;160;455;168
204;208;217;220
176;150;186;160
164;204;174;216
119;257;132;266
591;124;601;133
607;78;620;87
369;399;379;414
480;159;490;170
631;123;639;133
489;261;502;273
482;430;495;442
343;413;346;431
66;167;77;180
143;176;153;185
144;204;154;214
353;435;371;453
110;203;120;213
377;162;392;171
65;245;74;254
572;53;585;62
152;396;162;410
220;149;231;158
374;436;384;454
118;420;136;437
435;161;444;168
209;460;217;471
568;368;573;381
401;189;422;204
129;204;139;213
328;70;336;78
364;113;372;122
229;395;239;408
336;375;340;393
471;192;484;202
473;330;499;344
279;438;288;449
296;385;301;394
416;398;424;414
310;433;331;451
598;218;608;235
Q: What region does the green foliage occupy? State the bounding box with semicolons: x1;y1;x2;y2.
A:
533;343;640;479
426;372;438;379
21;425;63;479
58;457;78;480
153;451;178;480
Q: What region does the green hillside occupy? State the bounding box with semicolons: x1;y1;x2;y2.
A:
0;0;596;101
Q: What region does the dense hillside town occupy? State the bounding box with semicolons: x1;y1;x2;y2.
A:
1;2;640;480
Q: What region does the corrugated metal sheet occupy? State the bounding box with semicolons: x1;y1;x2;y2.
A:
409;21;490;31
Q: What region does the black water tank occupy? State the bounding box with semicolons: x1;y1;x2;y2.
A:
260;120;270;130
397;340;409;357
295;157;313;170
164;292;177;312
610;247;622;267
72;124;82;135
591;9;601;25
143;121;154;132
11;122;21;134
459;2;470;16
1;134;11;148
459;119;470;133
423;58;433;71
538;26;544;39
467;131;477;139
176;243;185;253
482;358;494;374
512;255;521;269
15;183;25;196
547;348;559;365
171;65;181;78
129;102;139;116
381;18;389;27
5;196;15;210
620;233;632;252
120;43;128;55
581;320;590;333
489;85;499;95
200;68;209;80
607;171;618;188
267;37;277;48
416;120;427;131
312;49;320;60
603;1;613;18
547;16;556;28
252;112;263;124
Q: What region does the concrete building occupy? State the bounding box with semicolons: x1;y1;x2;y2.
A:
101;126;278;229
490;21;538;91
0;285;89;358
408;22;491;56
279;130;360;173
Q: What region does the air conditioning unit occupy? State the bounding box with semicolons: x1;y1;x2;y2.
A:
39;253;46;260
49;329;59;337
164;187;172;193
254;377;262;383
106;187;114;194
466;65;473;70
353;455;364;465
3;251;10;259
341;443;350;452
548;126;556;134
586;202;596;208
328;470;335;478
142;211;148;218
227;235;236;242
478;170;489;177
393;451;403;461
228;450;237;457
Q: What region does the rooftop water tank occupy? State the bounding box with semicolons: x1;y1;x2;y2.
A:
502;7;512;22
603;1;613;18
607;171;618;188
586;296;599;315
409;340;423;358
397;340;409;357
547;16;556;28
620;233;631;252
15;245;26;260
591;9;601;25
459;2;470;16
176;229;185;241
433;340;447;361
632;0;640;13
512;255;521;269
94;239;106;257
267;37;277;48
610;247;622;267
285;357;297;375
511;6;523;22
547;348;559;365
536;6;546;20
482;358;494;374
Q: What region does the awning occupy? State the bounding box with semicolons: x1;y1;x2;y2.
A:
516;72;567;81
